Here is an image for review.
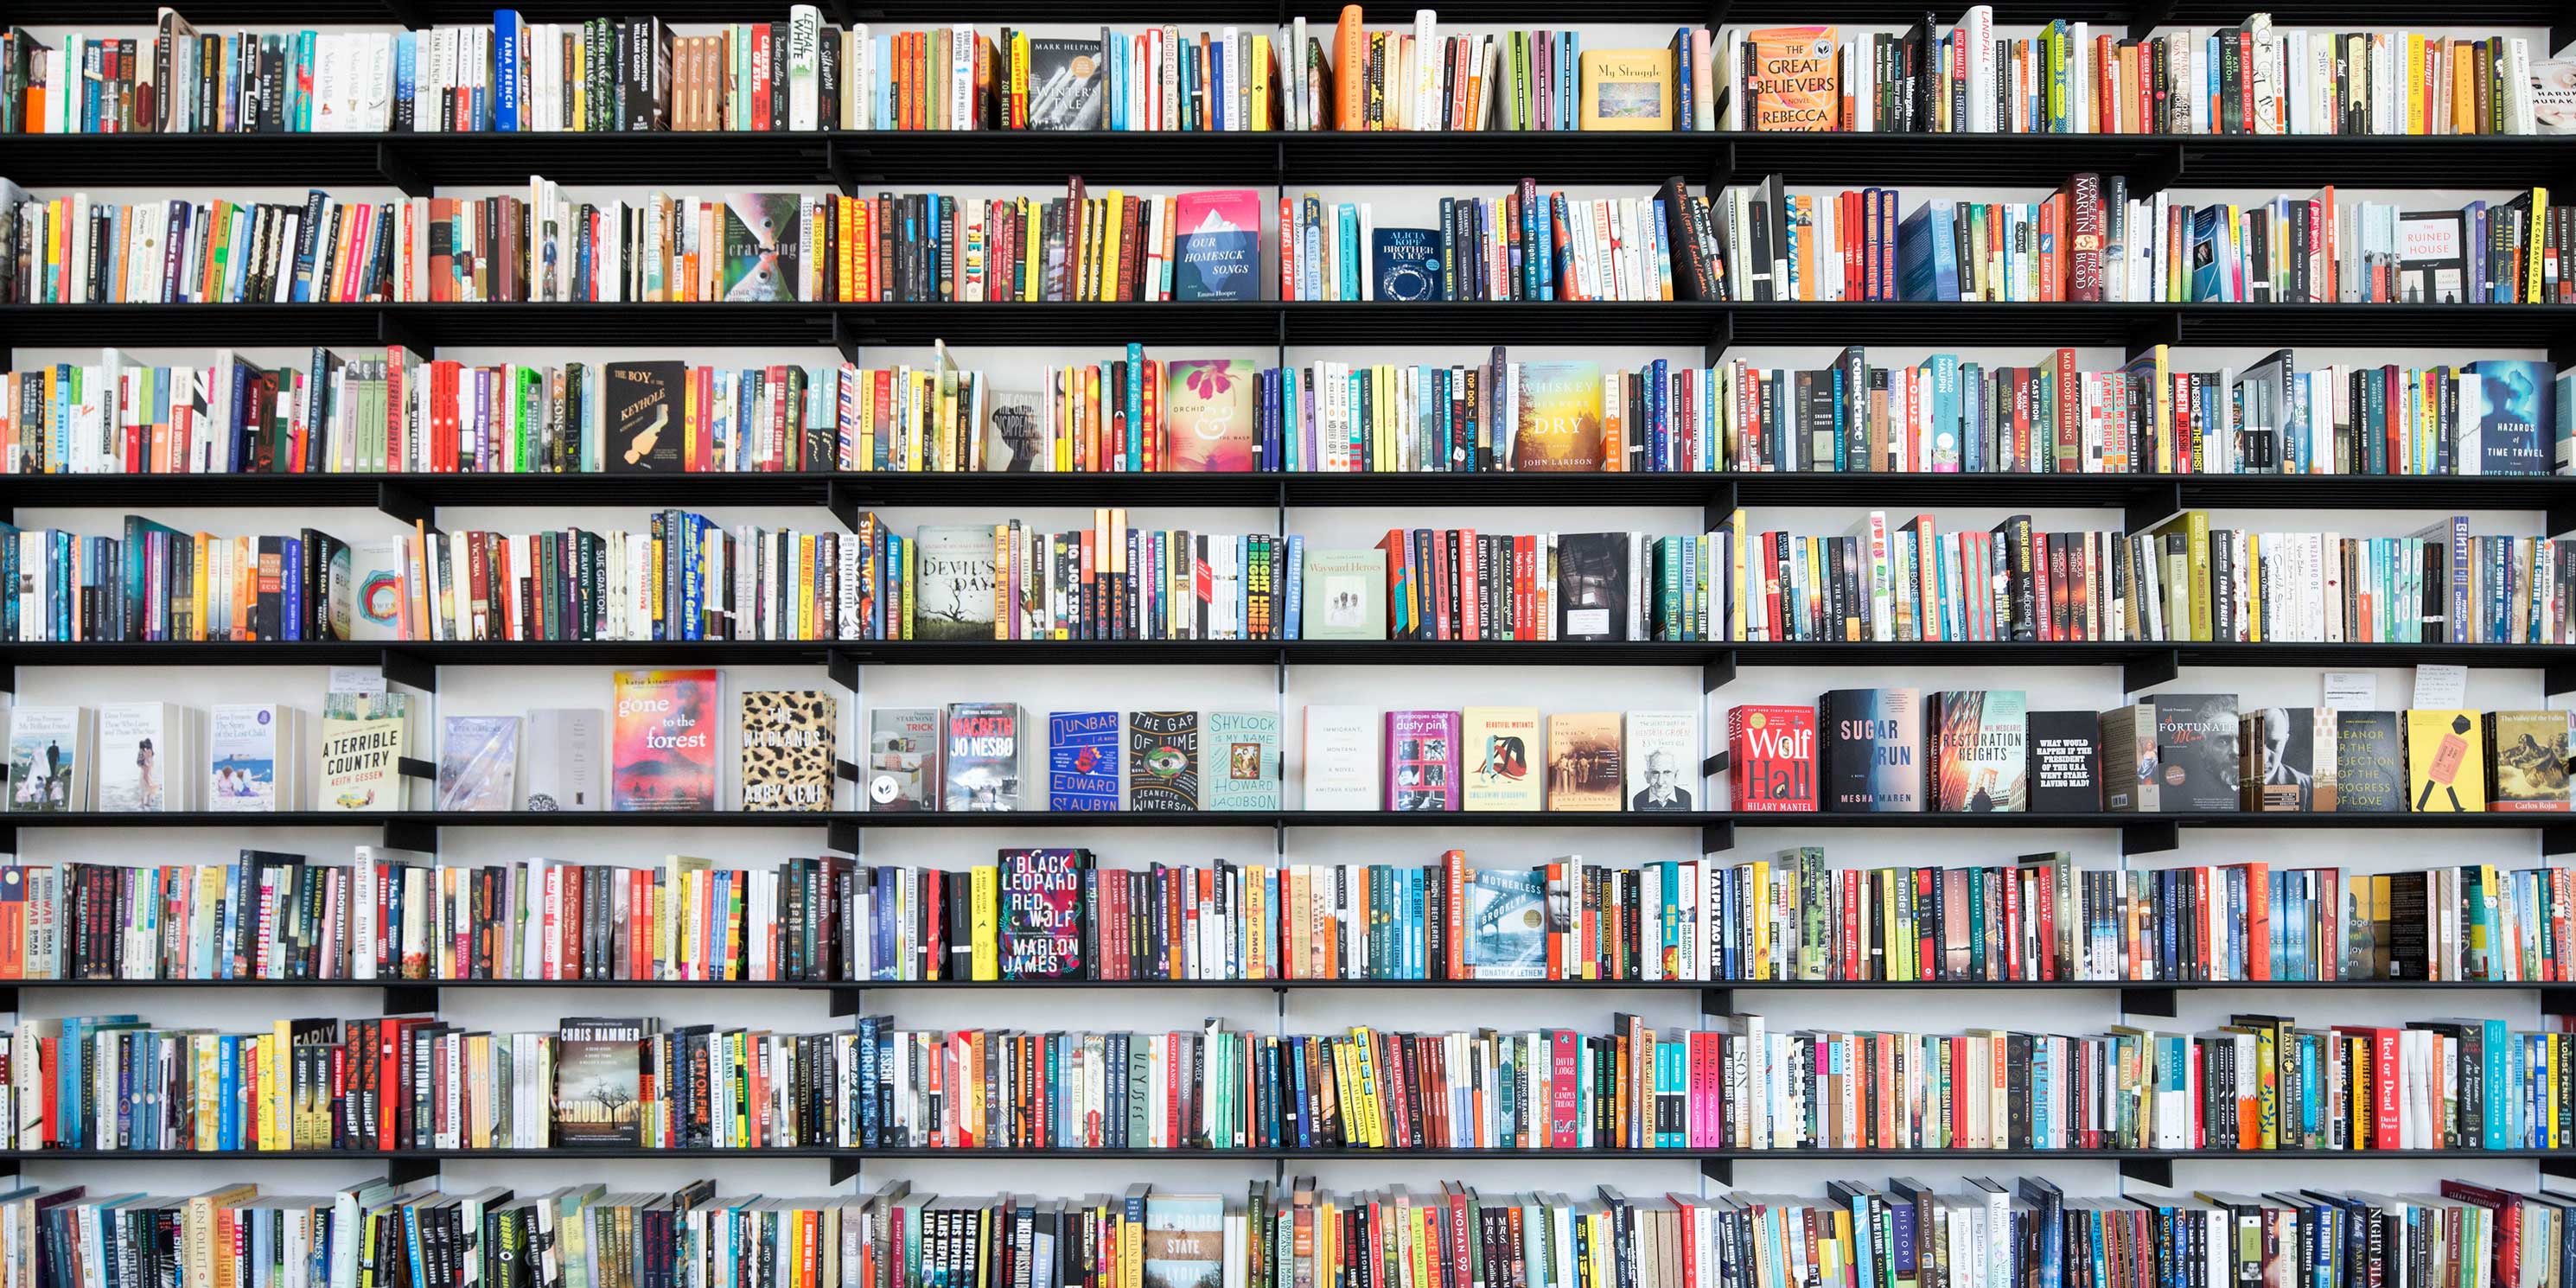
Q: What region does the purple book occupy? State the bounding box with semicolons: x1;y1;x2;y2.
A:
1384;710;1463;812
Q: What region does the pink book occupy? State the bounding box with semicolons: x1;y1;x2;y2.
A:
1383;710;1463;811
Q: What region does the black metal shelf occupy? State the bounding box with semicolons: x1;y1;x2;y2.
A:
3;303;2570;359
3;131;2567;193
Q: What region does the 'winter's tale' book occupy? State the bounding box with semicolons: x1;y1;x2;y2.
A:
609;670;719;812
1545;712;1623;812
1460;706;1542;811
865;707;940;811
2025;710;2101;812
2240;706;2331;812
1384;709;1463;812
738;690;835;812
552;1017;651;1145
2099;693;2238;813
1126;711;1201;811
1821;688;1922;813
2406;710;2486;813
2332;711;2407;813
318;691;408;813
1046;711;1121;811
1623;711;1699;812
1203;710;1281;811
942;702;1026;812
1728;705;1815;812
998;848;1090;980
1929;690;2026;813
1302;705;1380;810
2484;710;2571;812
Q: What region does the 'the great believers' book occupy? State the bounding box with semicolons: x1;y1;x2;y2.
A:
1461;706;1541;811
1821;687;1922;812
1385;709;1463;812
865;707;940;811
2484;710;2571;812
1126;711;1201;811
1302;705;1380;810
942;702;1026;812
1204;711;1281;811
1929;690;2026;813
1545;711;1623;812
1727;705;1814;811
998;848;1090;979
738;690;835;812
610;670;719;812
1047;711;1121;811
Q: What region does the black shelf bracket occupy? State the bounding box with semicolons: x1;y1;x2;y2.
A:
2541;985;2576;1017
387;1157;441;1186
2125;0;2179;39
2545;1157;2576;1183
375;309;433;360
829;313;864;365
0;823;15;858
827;818;861;855
1703;478;1740;532
2545;824;2576;857
2551;498;2576;541
836;759;861;782
2550;661;2576;699
374;143;431;198
379;647;437;694
376;481;433;526
1700;821;1734;855
2123;648;2178;694
2120;985;2180;1017
2120;820;2179;857
0;666;15;697
1700;987;1735;1017
2130;141;2187;196
2118;1157;2175;1188
823;137;865;196
2123;481;2184;535
826;648;862;695
1699;1158;1733;1186
830;1156;863;1186
382;983;437;1015
826;480;865;533
830;985;865;1017
1702;750;1730;778
397;757;436;781
2124;308;2184;363
381;818;437;854
0;985;19;1016
1702;648;1737;694
1703;309;1735;367
1704;142;1737;204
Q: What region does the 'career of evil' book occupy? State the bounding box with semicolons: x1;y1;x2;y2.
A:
609;669;719;812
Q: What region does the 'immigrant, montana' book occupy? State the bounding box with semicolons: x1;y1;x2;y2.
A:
1821;688;1922;812
998;848;1090;979
738;690;835;812
1126;711;1201;811
609;670;719;812
1385;710;1463;812
1929;690;2026;813
1203;711;1280;811
2099;693;2238;813
942;702;1025;812
1302;705;1379;810
1728;705;1815;811
1047;711;1121;811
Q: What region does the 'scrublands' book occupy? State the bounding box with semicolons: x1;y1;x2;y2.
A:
1126;711;1201;811
1728;705;1815;812
942;702;1026;812
1821;688;1922;813
1047;711;1121;811
2025;710;2101;813
1384;709;1463;812
1545;711;1623;812
912;526;999;641
1302;705;1380;810
7;705;90;813
865;707;940;811
2484;710;2571;812
209;703;297;813
2099;693;2238;813
552;1017;653;1145
97;701;194;813
1461;706;1542;811
1929;690;2026;813
1204;710;1281;811
1623;711;1699;812
318;691;408;813
2332;711;2407;813
2406;710;2486;813
738;690;835;812
525;709;604;811
999;847;1091;979
437;715;521;812
609;670;720;812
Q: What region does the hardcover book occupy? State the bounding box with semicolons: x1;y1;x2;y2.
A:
604;360;685;471
981;387;1048;471
1164;360;1259;472
1820;688;1922;813
1300;549;1388;641
1512;362;1605;471
2395;210;2466;303
552;1017;651;1145
437;715;520;812
719;193;804;301
97;702;193;813
1023;38;1106;129
1171;189;1262;303
525;709;604;811
2241;706;2331;811
2332;711;2407;813
912;526;999;641
1929;690;2026;813
1579;48;1675;130
739;690;836;813
2025;711;2101;813
1371;228;1440;301
1623;711;1699;812
942;702;1026;812
1203;710;1281;811
1743;27;1841;130
1553;532;1634;641
1462;865;1547;979
2099;694;2239;813
2484;710;2571;812
865;707;940;811
1384;709;1463;812
209;703;295;813
1727;705;1816;812
352;539;410;641
2462;360;2554;475
6;705;90;813
1302;705;1380;811
1141;1194;1227;1288
1461;706;1542;811
318;691;408;813
1545;711;1623;812
1046;711;1121;811
1126;711;1201;811
609;670;719;812
2406;710;2486;812
998;848;1090;979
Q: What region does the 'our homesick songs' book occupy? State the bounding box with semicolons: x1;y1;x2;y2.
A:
2485;711;2571;812
1728;705;1815;811
2099;693;2238;813
1929;690;2026;813
1820;688;1922;812
1204;711;1280;811
2333;711;2407;813
1171;189;1261;302
1047;711;1121;811
999;848;1090;979
942;702;1026;812
1126;711;1201;811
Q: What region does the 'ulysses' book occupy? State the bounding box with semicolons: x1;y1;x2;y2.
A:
1820;688;1922;813
1929;690;2026;812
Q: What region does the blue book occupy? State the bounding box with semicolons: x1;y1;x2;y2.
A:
1046;711;1119;811
1370;228;1438;302
2463;360;2553;475
494;11;522;131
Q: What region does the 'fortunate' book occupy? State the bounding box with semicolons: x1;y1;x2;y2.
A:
610;670;720;812
1929;690;2027;813
1047;711;1121;811
998;848;1090;979
2099;693;2238;813
1820;688;1922;812
738;690;835;812
1126;711;1201;811
1461;706;1542;811
1203;710;1281;811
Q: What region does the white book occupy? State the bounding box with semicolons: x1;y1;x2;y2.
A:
1964;6;1997;131
1301;705;1380;809
787;5;822;131
97;701;195;812
5;705;91;812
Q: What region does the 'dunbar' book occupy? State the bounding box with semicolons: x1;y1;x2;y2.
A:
1047;711;1121;811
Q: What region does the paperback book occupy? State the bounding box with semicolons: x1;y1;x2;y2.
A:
208;703;297;813
96;702;194;813
1385;710;1463;812
913;526;999;641
1300;549;1387;641
739;690;836;812
605;360;685;471
6;706;89;813
1164;360;1259;472
437;715;520;812
1545;712;1623;811
2241;706;2328;811
1821;688;1922;812
2026;711;2101;812
1553;532;1635;641
610;669;719;812
1126;711;1201;811
525;708;604;811
943;702;1027;811
1623;711;1699;811
2100;694;2239;813
1170;189;1261;302
1512;362;1605;470
2407;710;2486;812
1461;706;1541;811
317;691;408;813
1046;711;1121;811
866;708;940;811
2484;710;2571;812
1204;711;1281;811
1461;864;1547;979
552;1017;652;1145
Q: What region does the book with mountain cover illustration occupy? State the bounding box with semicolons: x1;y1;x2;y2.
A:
552;1017;651;1145
720;193;803;301
999;847;1090;979
1142;1194;1227;1288
1463;866;1546;979
609;670;719;812
913;526;999;640
1172;190;1262;302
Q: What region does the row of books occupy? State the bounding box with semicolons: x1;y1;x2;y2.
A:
1278;186;1682;302
10;1005;2575;1154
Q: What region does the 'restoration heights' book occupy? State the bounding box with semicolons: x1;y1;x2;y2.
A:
1929;690;2026;812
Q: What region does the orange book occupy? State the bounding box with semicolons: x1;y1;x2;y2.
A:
1335;6;1366;129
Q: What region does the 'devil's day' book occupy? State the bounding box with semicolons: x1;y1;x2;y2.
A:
866;707;940;811
1047;711;1121;811
2406;710;2486;813
2484;710;2571;812
1126;711;1201;811
942;702;1026;812
1727;704;1815;811
998;847;1091;979
1545;712;1623;812
1204;711;1281;811
552;1017;653;1145
1384;709;1462;812
1460;706;1541;811
738;690;836;812
609;670;720;812
1929;690;2026;813
912;526;999;641
1820;688;1922;813
2333;711;2407;813
2025;710;2101;812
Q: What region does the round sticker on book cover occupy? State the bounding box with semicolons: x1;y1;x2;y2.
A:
870;775;901;805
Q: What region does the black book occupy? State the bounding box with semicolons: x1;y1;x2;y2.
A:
2331;711;2406;813
2026;710;2101;812
1553;532;1634;641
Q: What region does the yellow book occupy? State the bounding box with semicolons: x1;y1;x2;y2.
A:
1252;36;1273;130
970;865;999;980
2405;35;2423;133
1245;865;1267;978
2528;188;2549;303
571;39;587;131
1749;859;1772;980
1330;1036;1371;1146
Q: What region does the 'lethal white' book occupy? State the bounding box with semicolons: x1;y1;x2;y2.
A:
739;690;836;812
1203;711;1281;811
610;670;720;812
437;715;520;812
866;708;940;811
525;709;604;811
6;706;91;813
1302;705;1379;811
97;702;197;813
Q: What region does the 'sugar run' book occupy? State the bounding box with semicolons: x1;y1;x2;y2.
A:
1820;688;1922;813
552;1017;653;1145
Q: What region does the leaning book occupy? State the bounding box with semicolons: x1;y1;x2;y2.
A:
317;692;407;813
437;715;521;812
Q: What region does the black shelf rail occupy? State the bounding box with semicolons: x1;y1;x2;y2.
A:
3;303;2571;363
4;131;2570;193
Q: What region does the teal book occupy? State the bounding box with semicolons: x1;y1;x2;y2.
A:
1202;711;1280;811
